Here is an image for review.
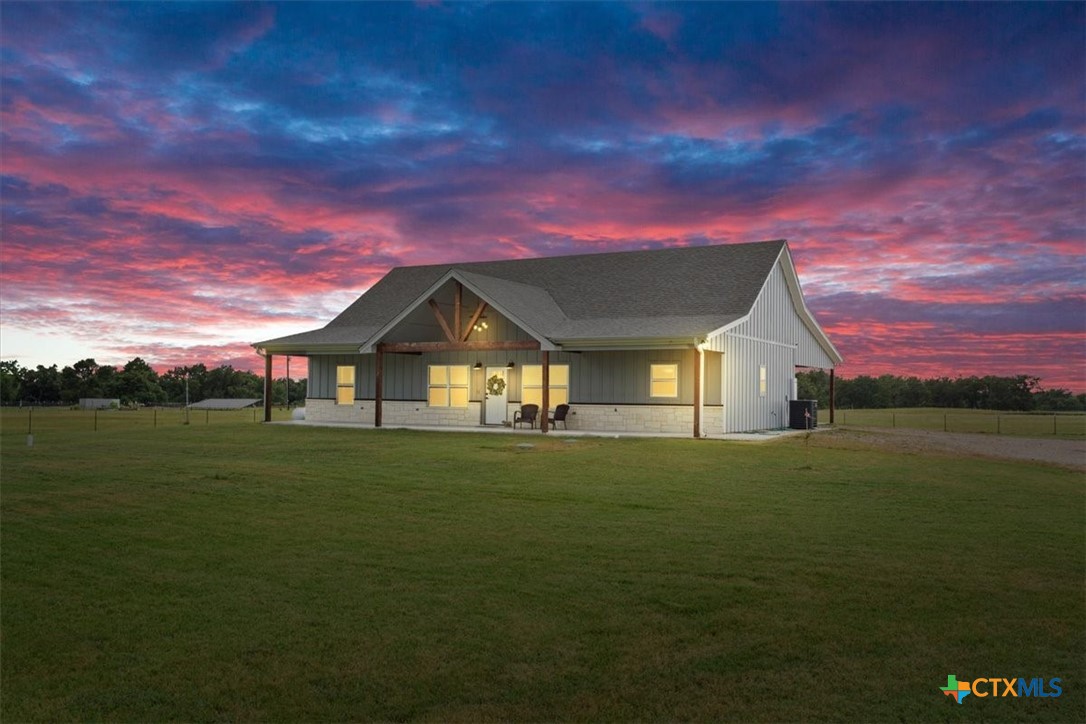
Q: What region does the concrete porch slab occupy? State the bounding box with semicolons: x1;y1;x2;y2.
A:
268;419;831;442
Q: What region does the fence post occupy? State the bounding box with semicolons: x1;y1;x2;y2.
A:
997;415;1001;434
1053;415;1057;435
206;409;210;425
892;412;896;428
94;409;98;432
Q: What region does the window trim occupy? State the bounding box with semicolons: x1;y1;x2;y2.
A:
649;363;679;399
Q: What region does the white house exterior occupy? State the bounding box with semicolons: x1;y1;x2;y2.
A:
254;240;841;436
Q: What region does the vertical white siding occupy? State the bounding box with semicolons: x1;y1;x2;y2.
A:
712;258;834;432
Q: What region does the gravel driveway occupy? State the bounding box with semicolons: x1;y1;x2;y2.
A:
836;427;1086;471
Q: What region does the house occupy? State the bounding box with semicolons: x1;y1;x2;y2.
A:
253;240;841;436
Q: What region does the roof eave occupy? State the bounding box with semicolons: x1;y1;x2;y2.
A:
556;336;702;351
777;246;844;365
253;342;363;356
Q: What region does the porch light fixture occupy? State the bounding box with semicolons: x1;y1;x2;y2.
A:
473;315;489;332
473;362;483;369
507;361;515;368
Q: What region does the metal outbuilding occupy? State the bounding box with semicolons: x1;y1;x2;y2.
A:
187;398;262;410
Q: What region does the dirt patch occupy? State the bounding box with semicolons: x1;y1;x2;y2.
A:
829;427;1086;471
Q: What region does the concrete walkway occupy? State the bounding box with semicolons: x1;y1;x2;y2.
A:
270;418;827;442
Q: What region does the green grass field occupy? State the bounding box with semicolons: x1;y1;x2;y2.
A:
829;407;1086;437
2;409;1083;721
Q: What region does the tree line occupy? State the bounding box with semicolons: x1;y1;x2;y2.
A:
796;371;1085;412
0;359;307;407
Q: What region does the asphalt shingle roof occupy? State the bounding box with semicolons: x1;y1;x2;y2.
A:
257;240;786;350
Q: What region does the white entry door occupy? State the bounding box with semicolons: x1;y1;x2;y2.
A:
484;367;508;424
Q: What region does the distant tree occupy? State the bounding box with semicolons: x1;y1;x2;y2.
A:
837;375;879;408
203;365;263;400
96;365;121;399
1033;388;1084;412
0;360;25;405
60;358;107;403
796;369;830;406
897;376;929;407
268;376;307;406
287;376;307;405
118;357;166;406
983;375;1038;411
21;365;62;404
160;364;208;404
873;374;903;408
925;377;962;408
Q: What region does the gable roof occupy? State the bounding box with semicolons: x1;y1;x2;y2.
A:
254;240;836;359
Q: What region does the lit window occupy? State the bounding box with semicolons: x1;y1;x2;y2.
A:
759;365;767;397
429;365;469;407
336;365;355;405
650;364;678;398
521;364;569;407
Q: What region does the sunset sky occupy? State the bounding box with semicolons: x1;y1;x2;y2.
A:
2;2;1084;389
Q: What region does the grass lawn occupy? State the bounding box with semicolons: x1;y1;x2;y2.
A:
2;415;1083;721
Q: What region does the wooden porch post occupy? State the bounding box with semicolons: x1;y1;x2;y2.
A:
263;353;272;422
375;345;384;428
540;350;550;433
829;368;835;425
454;282;462;342
693;347;702;438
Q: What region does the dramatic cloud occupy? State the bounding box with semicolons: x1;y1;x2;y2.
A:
2;2;1083;388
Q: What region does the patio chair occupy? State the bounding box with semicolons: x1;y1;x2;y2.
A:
513;404;539;429
549;404;570;430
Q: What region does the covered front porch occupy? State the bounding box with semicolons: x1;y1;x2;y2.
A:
262;275;714;437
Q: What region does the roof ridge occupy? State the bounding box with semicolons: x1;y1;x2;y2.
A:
388;239;787;273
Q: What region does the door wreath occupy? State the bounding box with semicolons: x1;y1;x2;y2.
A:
486;374;507;397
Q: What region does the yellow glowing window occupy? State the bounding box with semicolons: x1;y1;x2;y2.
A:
428;365;469;407
336;365;355;405
521;364;569;408
650;364;678;398
759;365;767;397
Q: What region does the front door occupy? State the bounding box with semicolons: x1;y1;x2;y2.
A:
484;366;508;424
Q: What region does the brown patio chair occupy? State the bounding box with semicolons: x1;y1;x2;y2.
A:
513;404;539;429
549;404;570;430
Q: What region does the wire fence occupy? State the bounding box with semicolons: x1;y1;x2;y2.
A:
832;409;1086;437
3;406;296;439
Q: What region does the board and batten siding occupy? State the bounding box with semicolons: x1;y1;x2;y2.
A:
308;349;715;409
719;336;794;433
707;257;834;432
570;350;700;405
308;350;580;402
707;258;834;368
